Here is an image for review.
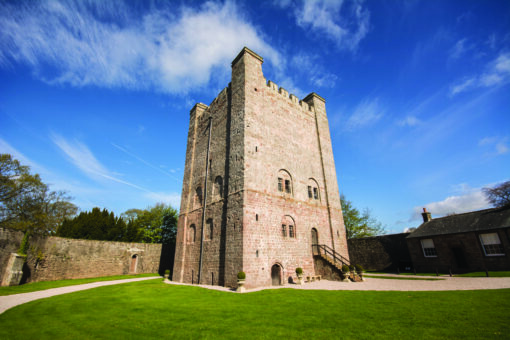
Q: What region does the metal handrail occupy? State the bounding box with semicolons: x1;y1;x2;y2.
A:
312;244;350;267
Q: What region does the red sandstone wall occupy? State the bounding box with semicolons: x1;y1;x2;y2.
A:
173;48;348;289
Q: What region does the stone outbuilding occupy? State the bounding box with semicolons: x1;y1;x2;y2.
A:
407;207;510;273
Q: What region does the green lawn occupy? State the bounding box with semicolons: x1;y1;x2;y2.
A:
1;279;508;339
0;273;158;296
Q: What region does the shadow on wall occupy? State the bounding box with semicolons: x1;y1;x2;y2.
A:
158;243;176;279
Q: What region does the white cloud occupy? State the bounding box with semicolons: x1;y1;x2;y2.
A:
144;192;181;209
479;136;509;155
449;38;473;60
345;98;384;130
0;1;280;94
290;53;338;89
397;115;422;127
450;52;510;95
51;134;150;192
411;190;490;221
281;0;370;52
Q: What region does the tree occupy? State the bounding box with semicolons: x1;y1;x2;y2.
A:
123;203;178;244
0;154;78;234
340;194;385;238
483;181;510;208
57;207;132;241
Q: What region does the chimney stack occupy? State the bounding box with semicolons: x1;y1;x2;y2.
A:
421;208;432;223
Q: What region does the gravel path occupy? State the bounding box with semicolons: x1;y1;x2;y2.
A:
164;274;510;293
2;275;510;314
0;276;160;315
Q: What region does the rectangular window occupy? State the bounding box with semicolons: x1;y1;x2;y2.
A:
308;186;313;199
313;187;318;200
421;239;437;257
278;178;283;192
479;233;505;256
285;180;291;193
289;225;294;238
282;224;287;237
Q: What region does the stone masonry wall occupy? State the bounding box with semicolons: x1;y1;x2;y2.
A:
173;47;348;289
0;228;163;284
407;228;510;273
348;233;412;272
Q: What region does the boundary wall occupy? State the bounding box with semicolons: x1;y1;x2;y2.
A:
0;228;170;284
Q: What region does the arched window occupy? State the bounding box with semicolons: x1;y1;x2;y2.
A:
188;224;196;243
281;215;296;239
195;187;203;208
214;176;223;198
277;169;293;196
307;178;320;201
206;219;213;240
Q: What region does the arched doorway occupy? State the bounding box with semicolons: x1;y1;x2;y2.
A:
311;228;319;255
271;264;282;286
130;254;138;273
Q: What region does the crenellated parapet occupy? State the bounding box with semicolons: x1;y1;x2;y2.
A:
265;80;321;114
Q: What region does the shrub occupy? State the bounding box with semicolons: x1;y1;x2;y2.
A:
237;271;246;280
349;264;355;272
296;267;303;275
164;269;170;276
355;264;364;273
342;264;350;273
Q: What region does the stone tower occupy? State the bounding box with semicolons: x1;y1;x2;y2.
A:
173;47;348;289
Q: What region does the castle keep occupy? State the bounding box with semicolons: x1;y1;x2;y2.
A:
173;47;349;288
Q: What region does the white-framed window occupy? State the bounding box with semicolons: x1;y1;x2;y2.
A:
479;233;505;256
421;239;437;257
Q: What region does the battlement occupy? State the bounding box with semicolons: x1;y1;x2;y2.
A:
266;80;319;114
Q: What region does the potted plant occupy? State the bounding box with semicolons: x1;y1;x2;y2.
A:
237;271;246;293
295;267;303;285
355;264;365;281
341;264;350;282
164;269;170;280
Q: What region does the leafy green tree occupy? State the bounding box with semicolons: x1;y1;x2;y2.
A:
0;153;77;234
122;203;178;244
340;194;385;238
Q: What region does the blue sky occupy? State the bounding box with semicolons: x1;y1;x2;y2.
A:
1;0;509;233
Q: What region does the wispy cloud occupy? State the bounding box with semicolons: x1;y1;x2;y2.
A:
279;0;370;52
291;53;338;89
449;38;473;60
0;0;280;94
144;192;181;209
410;189;490;221
479;136;509;155
345;98;384;130
397;115;422;127
51;134;150;192
111;143;180;181
450;52;510;95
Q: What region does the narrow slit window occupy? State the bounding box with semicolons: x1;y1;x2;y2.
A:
289;225;295;238
282;224;287;237
285;180;291;193
313;187;318;200
278;178;283;192
308;186;313;199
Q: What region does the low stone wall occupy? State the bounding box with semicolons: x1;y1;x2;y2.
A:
0;228;170;284
348;233;412;272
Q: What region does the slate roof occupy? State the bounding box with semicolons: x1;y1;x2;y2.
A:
407;206;510;239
